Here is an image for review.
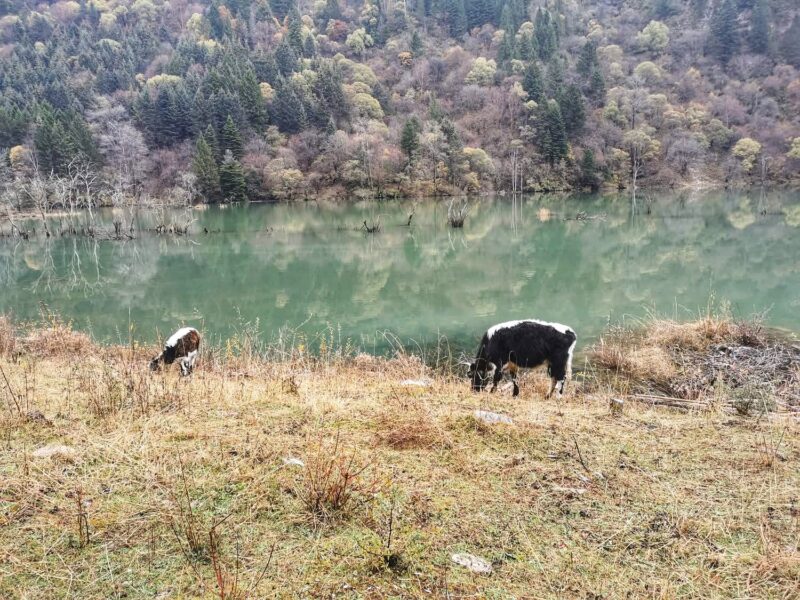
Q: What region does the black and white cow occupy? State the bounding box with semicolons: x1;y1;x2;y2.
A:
468;320;577;397
149;327;201;376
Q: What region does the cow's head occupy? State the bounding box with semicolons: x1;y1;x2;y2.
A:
468;358;496;391
149;355;162;371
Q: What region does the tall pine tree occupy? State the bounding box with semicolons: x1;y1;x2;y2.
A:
748;0;769;54
219;150;247;202
560;84;586;136
707;0;739;64
538;99;568;165
193;134;221;202
779;15;800;67
522;62;545;103
220;115;244;159
400;117;421;164
445;0;467;37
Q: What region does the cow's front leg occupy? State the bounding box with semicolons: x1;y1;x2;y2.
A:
502;361;520;397
490;364;503;392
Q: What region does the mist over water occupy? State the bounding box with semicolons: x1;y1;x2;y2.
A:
1;191;799;355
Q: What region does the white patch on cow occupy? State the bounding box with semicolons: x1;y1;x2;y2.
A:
165;327;197;348
486;319;574;339
566;338;577;378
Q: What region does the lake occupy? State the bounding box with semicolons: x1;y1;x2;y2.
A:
1;190;799;356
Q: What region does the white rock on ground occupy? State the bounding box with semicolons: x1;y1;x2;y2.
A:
400;379;432;387
32;444;76;462
283;457;305;468
474;410;514;425
451;553;493;574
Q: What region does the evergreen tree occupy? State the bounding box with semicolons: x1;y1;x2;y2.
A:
499;4;515;35
588;68;606;102
34;108;70;174
275;38;299;76
579;148;599;190
209;90;245;133
464;0;493;30
400;117;421;164
779;15;800;67
535;9;558;60
521;62;545;103
270;80;306;133
312;60;348;122
287;8;304;54
253;52;281;84
438;117;463;183
576;41;597;77
303;34;317;57
518;33;538;61
748;0;769;54
34;105;99;174
445;0;467;37
691;0;708;17
319;0;342;22
208;2;230;39
546;57;565;100
538;99;568;165
204;124;220;161
219;150;247;202
653;0;677;19
193;134;221;202
411;30;423;55
560;84;585;136
0;106;28;148
270;0;295;19
508;0;527;32
497;31;516;65
239;71;268;130
707;0;739;64
220;115;244;159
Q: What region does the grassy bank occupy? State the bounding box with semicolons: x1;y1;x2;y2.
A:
0;316;798;599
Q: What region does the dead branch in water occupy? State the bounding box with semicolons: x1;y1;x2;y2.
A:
447;199;469;228
362;219;381;233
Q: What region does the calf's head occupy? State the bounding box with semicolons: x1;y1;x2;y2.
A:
468;359;496;391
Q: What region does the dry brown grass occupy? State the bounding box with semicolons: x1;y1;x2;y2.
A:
375;394;451;450
19;316;94;358
587;314;798;410
1;319;799;599
0;315;15;357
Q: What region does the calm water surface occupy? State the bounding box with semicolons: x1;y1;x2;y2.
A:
1;191;799;354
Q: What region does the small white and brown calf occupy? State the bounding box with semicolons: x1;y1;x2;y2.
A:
149;327;201;376
468;320;577;397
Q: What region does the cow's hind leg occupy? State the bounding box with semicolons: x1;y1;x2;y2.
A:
490;363;503;392
547;353;569;398
502;361;520;396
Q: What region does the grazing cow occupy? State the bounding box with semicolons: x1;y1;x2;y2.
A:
468;320;577;397
149;327;201;376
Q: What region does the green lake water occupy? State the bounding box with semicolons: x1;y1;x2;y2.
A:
1;191;799;356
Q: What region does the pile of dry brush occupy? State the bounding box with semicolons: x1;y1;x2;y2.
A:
588;316;800;413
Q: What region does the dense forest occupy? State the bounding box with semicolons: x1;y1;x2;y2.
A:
1;0;799;206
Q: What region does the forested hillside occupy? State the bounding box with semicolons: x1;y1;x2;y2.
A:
1;0;799;205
